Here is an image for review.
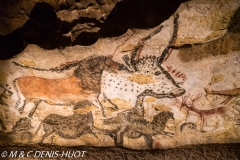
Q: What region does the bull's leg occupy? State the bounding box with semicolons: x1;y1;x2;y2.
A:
132;95;145;117
200;116;205;132
97;93;107;117
84;126;98;138
115;125;127;147
102;93;118;110
28;99;42;118
97;92;118;117
15;99;26;114
143;134;153;149
40;124;54;144
13;78;25;113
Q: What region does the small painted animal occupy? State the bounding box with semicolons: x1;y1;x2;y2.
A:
173;94;227;131
180;122;197;132
35;112;117;143
106;111;175;149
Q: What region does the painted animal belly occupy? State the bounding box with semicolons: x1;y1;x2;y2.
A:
101;71;145;106
17;76;91;102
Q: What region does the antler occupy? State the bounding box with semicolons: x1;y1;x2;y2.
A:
189;93;202;108
158;14;179;65
190;93;202;102
173;93;190;110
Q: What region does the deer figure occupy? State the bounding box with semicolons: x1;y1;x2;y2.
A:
173;94;227;131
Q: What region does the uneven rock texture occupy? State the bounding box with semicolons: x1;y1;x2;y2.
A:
0;143;240;159
0;0;188;59
0;0;240;154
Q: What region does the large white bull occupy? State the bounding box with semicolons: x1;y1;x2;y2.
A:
98;14;185;117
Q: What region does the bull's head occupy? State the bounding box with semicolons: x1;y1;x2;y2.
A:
122;14;185;98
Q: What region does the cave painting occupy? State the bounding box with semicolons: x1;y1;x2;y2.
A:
174;94;228;131
205;87;240;104
12;14;184;119
1;12;240;149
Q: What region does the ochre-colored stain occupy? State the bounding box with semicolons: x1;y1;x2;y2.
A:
209;75;225;85
175;38;206;47
144;97;156;102
204;87;240;96
101;98;133;111
205;30;226;41
112;98;133;109
121;44;135;52
44;100;56;105
28;69;35;76
154;141;162;148
144;108;149;115
177;32;240;62
74;105;97;114
128;73;155;84
19;59;36;66
17;76;92;101
0;71;8;84
152;104;172;111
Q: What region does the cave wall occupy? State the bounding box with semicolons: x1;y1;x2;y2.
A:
0;0;240;150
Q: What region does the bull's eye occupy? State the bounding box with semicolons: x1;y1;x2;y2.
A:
154;71;161;76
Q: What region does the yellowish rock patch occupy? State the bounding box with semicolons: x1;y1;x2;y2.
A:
19;59;36;66
74;105;97;114
0;71;8;84
144;97;156;102
128;73;156;84
152;104;172;111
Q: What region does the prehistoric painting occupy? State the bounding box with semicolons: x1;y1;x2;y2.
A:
0;0;240;150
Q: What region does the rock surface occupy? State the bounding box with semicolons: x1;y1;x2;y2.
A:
0;0;240;154
1;143;240;159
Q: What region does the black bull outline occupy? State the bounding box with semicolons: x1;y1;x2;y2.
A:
12;14;185;118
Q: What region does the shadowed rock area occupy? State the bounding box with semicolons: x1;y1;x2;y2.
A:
176;7;240;62
0;0;189;59
0;143;240;159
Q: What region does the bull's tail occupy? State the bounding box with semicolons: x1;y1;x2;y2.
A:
12;78;24;113
12;60;80;72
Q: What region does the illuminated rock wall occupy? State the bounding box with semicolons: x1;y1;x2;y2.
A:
0;0;240;150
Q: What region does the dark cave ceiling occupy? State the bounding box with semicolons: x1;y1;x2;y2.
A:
0;0;189;60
